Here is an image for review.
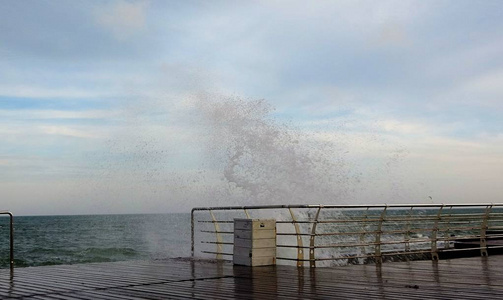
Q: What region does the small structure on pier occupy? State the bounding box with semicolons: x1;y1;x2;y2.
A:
233;218;276;266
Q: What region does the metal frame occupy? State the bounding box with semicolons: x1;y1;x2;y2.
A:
191;203;503;267
0;211;14;270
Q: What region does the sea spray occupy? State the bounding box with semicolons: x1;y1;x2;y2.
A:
88;88;420;212
192;94;357;206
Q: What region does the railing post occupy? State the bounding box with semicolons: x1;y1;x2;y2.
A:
375;206;387;264
209;210;223;260
431;205;443;261
404;207;413;252
360;207;369;260
0;211;14;271
191;209;195;257
288;208;304;267
309;207;322;268
480;204;493;257
10;213;13;270
444;206;453;249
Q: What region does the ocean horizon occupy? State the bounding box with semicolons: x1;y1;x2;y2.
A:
0;213;191;269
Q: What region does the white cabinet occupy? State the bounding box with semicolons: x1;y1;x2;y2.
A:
233;219;276;266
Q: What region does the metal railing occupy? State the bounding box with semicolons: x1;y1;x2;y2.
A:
191;204;503;267
0;211;14;270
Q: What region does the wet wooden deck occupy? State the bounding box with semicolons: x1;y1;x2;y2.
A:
1;256;502;299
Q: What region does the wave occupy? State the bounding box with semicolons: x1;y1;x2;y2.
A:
78;247;140;257
0;247;143;269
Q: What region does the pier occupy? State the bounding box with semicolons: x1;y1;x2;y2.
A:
2;204;502;299
1;256;502;299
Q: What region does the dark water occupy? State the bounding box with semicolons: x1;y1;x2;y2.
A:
0;213;190;268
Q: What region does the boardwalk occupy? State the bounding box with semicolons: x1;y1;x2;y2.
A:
1;256;502;299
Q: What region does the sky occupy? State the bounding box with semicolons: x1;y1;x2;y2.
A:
1;0;502;215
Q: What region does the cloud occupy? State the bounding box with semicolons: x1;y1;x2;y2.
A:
260;0;424;26
463;69;503;102
375;120;432;135
0;84;120;99
0;109;117;120
374;22;411;48
0;121;107;140
423;37;503;83
426;66;503;116
94;0;149;40
39;125;103;138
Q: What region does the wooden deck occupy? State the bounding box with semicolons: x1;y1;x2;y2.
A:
1;256;502;299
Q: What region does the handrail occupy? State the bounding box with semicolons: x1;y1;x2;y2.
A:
192;203;500;210
0;211;14;270
191;203;503;267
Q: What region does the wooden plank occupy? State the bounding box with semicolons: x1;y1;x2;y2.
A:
1;256;502;299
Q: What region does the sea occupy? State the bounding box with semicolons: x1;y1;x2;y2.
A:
2;207;499;269
0;213;190;269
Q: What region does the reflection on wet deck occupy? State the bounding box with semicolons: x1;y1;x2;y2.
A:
1;256;502;299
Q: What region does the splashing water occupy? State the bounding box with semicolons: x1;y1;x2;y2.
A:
90;90;419;213
192;94;357;207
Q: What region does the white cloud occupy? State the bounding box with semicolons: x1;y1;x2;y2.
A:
301;114;498;160
429;67;503;111
375;120;431;135
373;22;412;48
463;69;503;99
94;0;149;40
261;0;424;25
1;123;109;139
0;84;119;99
423;37;503;85
0;109;117;120
274;85;359;113
39;125;105;139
